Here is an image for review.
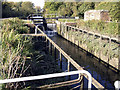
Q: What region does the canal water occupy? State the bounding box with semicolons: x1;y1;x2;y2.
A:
46;24;120;89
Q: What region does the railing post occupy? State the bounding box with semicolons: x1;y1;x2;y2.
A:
68;60;70;72
65;25;67;39
99;35;102;60
54;46;57;60
80;76;84;90
50;43;52;55
60;22;61;35
108;37;111;66
60;52;62;69
45;38;49;54
49;42;51;54
35;25;38;34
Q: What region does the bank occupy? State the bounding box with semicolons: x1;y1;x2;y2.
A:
56;20;119;72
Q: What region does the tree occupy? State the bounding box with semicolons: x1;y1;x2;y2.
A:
109;2;120;22
96;2;120;22
77;2;95;18
2;1;35;18
44;2;63;14
2;2;13;18
20;2;35;17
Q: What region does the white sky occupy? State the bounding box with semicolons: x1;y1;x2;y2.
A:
6;0;45;8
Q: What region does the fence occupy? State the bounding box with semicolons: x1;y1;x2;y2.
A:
57;21;119;71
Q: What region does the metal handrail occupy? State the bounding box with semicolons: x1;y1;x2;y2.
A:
0;70;92;89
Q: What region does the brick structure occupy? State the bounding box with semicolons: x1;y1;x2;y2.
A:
84;10;110;21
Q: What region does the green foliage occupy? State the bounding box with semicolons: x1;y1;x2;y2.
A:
58;4;73;17
2;18;30;34
1;31;31;88
96;2;120;22
77;19;119;36
77;2;95;17
65;29;119;59
109;2;120;22
44;2;95;18
0;18;32;88
19;2;35;17
44;2;63;15
44;2;120;21
2;1;35;18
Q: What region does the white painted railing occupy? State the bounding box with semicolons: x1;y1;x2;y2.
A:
0;70;92;89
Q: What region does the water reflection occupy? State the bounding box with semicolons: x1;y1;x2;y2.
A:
51;35;120;89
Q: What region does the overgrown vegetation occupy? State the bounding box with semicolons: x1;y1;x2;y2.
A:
95;2;120;22
0;18;32;89
2;1;35;18
0;18;63;89
44;2;120;22
2;18;30;34
69;31;119;59
76;19;119;36
58;25;119;64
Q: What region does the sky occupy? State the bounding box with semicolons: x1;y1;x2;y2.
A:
6;0;45;8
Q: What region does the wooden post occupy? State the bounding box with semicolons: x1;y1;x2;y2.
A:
77;28;79;47
54;46;57;60
60;52;62;69
108;37;111;66
64;25;66;38
99;35;102;60
81;30;84;46
68;60;70;72
80;76;84;90
62;24;63;36
67;26;69;40
35;25;38;35
65;25;67;39
45;38;48;53
68;60;71;80
93;32;95;55
50;43;52;55
71;27;72;42
86;32;89;51
60;22;61;35
118;34;120;71
49;42;51;54
47;40;49;54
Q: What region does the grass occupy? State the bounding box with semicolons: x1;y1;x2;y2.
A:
64;29;119;59
58;19;76;23
76;19;119;37
0;18;32;89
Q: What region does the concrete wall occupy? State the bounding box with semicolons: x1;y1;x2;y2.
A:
84;10;110;21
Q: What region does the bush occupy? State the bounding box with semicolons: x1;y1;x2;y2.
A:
2;18;30;34
95;2;120;22
0;18;32;89
77;19;119;36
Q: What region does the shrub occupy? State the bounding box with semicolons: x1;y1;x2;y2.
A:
2;18;30;34
77;19;119;36
0;18;32;89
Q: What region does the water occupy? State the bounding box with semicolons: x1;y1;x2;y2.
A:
42;23;120;89
50;35;120;89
